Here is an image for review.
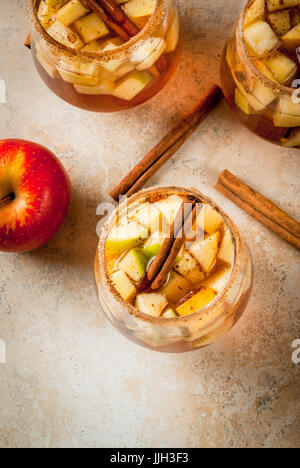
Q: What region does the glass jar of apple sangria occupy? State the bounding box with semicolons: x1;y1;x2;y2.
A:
28;0;183;112
221;0;300;148
94;187;253;353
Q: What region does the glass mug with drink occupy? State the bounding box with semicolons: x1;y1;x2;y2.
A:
28;0;183;112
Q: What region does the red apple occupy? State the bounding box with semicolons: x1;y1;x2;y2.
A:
0;139;71;253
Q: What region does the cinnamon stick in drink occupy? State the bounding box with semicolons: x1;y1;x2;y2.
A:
216;170;300;249
84;0;130;41
98;0;140;36
110;85;223;202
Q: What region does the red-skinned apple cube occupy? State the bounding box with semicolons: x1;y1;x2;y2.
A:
0;139;71;253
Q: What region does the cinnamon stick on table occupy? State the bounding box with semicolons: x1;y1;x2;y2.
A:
148;199;198;290
110;85;223;202
215;170;300;250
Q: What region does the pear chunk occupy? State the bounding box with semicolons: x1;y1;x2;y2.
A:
197;204;223;234
74;13;110;43
244;21;280;58
176;288;218;317
161;271;191;303
106;219;148;255
136;293;168;317
189;231;220;273
174;251;205;284
110;270;136;302
119;248;148;282
218;228;234;265
56;0;89;26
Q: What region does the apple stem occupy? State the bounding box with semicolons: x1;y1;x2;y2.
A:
0;194;14;209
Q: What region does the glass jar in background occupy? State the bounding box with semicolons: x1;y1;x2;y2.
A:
94;186;253;353
221;0;300;148
28;0;183;112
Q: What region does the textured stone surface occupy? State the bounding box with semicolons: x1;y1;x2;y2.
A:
0;0;299;449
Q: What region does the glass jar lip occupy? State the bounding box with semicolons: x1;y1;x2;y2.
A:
97;186;241;327
237;0;293;97
28;0;165;61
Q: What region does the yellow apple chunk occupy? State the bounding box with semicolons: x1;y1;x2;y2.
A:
119;248;147;282
135;293;168;317
74;13;110;43
176;288;218;317
161;271;191;303
218;228;234;265
244;21;280;58
35;43;59;79
235;88;252;114
274;95;300;127
189;231;220;273
56;0;89;26
110;270;136;302
47;20;84;49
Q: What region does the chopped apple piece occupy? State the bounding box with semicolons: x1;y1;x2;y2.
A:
281;23;300;49
73;13;110;43
161;308;177;318
174;251;205;284
267;0;300;12
74;80;115;94
264;53;297;85
57;60;101;85
235;88;252;114
113;70;152;100
130;38;167;71
155;195;183;226
254;59;276;81
56;0;89;26
161;271;191;303
36;43;59;78
136;293;168;317
98;37;126;73
233;70;276;111
244;0;266;28
128;202;162;232
165;7;180;53
123;0;156;21
38;0;68;28
110;270;136;302
81;40;102;53
106;219;148;255
201;267;231;294
119;248;148;282
176;288;218;317
142;231;166;258
244;21;280;58
281;129;300;146
112;61;136;80
274;94;300;127
218;228;234;264
189;231;220;273
47;20;84;49
197;204;224;234
268;10;291;36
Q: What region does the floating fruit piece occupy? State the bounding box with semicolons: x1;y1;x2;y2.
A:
128;202;162;231
123;0;156;22
56;0;89;26
189;231;220;273
135;293;168;317
243;0;266;28
74;13;110;43
274;95;300;127
268;10;291;36
235;88;252;114
35;42;59;79
218;228;234;265
165;6;180;53
155;195;183;226
106;219;148;255
176;288;218;317
130;38;167;71
74;80;115;95
119;248;148;282
113;70;153;100
201;267;232;294
38;0;68;28
281;23;300;49
281;129;300;146
197;204;224;235
173;250;205;284
243;20;280;58
99;37;126;73
161;308;177;318
47;20;84;49
161;271;191;303
267;0;300;13
110;270;136;302
264;53;297;85
57;60;101;85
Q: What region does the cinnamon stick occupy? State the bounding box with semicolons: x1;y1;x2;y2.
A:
215;170;300;249
148;199;198;290
98;0;140;36
84;0;130;41
110;85;223;202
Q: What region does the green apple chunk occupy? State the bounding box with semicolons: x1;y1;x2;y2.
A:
176;287;218;317
142;231;166;258
113;70;153;101
110;270;136;302
189;231;220;273
56;0;89;26
128;202;162;232
173;251;205;284
74;13;110;43
243;21;280;58
161;271;191;303
244;0;265;28
119;248;148;282
135;293;168;317
218;228;234;265
161;308;177;318
106;219;148;255
201;267;231;294
197;204;224;234
155;195;183;226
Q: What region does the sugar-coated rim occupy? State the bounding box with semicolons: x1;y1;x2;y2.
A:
97;186;242;327
238;0;293;96
28;0;166;62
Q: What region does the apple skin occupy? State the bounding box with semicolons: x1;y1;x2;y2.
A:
0;139;71;253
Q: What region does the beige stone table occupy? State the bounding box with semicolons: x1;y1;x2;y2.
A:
0;0;299;449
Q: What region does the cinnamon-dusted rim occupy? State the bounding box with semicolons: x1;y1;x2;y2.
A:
97;186;241;327
28;0;165;62
238;0;293;96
